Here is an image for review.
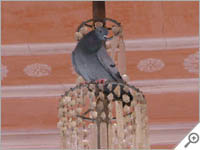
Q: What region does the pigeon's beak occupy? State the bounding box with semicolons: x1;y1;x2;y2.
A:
104;35;108;40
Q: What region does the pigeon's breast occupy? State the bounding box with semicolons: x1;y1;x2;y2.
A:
78;35;102;54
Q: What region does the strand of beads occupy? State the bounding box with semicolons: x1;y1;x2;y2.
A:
57;95;70;149
58;81;149;149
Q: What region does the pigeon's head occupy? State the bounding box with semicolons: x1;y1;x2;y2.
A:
95;27;108;41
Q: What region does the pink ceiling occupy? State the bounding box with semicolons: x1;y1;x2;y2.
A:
1;2;199;148
1;1;199;44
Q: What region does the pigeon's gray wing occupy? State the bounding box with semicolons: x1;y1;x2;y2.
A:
72;49;91;81
97;46;124;82
72;46;115;82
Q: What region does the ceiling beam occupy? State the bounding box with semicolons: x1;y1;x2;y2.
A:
93;1;106;24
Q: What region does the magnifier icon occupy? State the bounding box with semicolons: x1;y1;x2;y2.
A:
184;132;199;148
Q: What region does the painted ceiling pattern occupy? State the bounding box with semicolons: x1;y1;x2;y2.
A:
1;50;199;85
137;58;165;72
1;64;8;80
183;51;199;74
23;63;52;77
1;51;199;80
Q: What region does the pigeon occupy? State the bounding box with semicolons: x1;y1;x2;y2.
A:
72;27;124;83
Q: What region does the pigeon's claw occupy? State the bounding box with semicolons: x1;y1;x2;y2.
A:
95;79;107;84
79;81;89;85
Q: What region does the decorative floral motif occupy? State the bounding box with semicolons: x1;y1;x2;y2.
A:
24;63;51;77
1;64;8;80
183;52;199;74
137;58;165;72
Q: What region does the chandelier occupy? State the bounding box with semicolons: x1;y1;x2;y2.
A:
57;16;150;149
